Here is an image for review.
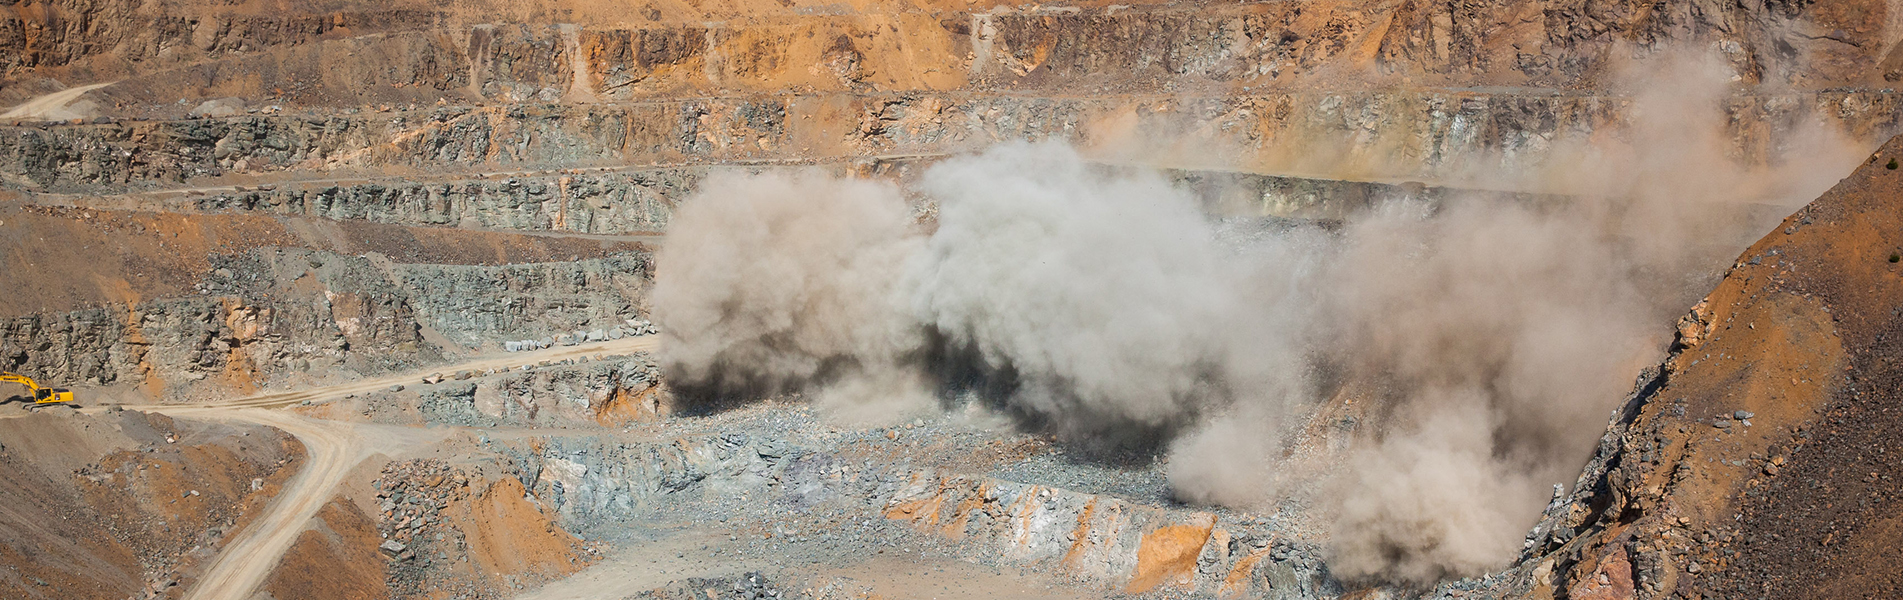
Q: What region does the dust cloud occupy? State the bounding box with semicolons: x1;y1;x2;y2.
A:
651;52;1868;583
649;171;932;423
908;143;1321;450
1306;54;1863;580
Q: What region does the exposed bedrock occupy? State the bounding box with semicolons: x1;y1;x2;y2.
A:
189;172;690;234
50;163;1536;236
396;255;652;347
0;265;424;398
486;429;1338;597
416;355;666;428
0;202;654;398
8;0;1899;106
0;247;434;399
6;89;1898;194
0;248;653;399
1474;135;1903;600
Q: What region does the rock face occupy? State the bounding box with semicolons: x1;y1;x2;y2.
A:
881;471;1335;598
370;459;591;600
191;170;691;234
0;246;652;400
397;255;651;347
0;206;651;399
2;0;1898;197
1510;135;1903;599
6;91;1901;194
416;354;665;428
6;0;1895;100
0;283;425;398
494;427;1335;598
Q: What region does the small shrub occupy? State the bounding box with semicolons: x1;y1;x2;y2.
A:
1888;157;1898;170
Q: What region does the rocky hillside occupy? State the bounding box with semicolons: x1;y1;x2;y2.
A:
0;203;653;401
1499;134;1903;599
6;0;1899;402
5;0;1902;186
3;0;1902;599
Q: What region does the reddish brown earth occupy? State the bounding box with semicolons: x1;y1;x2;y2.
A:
0;408;303;600
464;476;589;583
357;459;594;600
260;497;390;600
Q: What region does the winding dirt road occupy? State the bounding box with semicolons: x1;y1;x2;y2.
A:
168;409;381;600
112;335;661;600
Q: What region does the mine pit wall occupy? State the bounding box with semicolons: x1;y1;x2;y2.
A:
416;355;665;429
393;255;652;347
65;161;1533;237
7;89;1898;195
0;250;430;400
1484;134;1903;600
0;1;439;85
0;246;653;399
16;0;1896;110
481;432;1336;598
878;472;1338;598
190;172;690;234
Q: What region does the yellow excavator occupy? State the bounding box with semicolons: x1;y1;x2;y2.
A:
1;372;75;408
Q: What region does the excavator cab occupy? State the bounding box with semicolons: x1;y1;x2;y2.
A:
31;387;74;404
1;372;75;409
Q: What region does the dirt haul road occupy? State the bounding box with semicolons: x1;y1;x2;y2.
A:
180;335;660;411
1;82;114;120
168;409;404;600
105;335;661;600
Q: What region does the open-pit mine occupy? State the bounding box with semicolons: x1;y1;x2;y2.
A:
2;0;1902;598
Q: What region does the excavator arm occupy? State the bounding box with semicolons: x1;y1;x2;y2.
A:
0;372;74;405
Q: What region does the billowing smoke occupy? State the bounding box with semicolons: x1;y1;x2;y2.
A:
651;52;1867;583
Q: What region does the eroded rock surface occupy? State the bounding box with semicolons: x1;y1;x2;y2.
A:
1502;135;1903;600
